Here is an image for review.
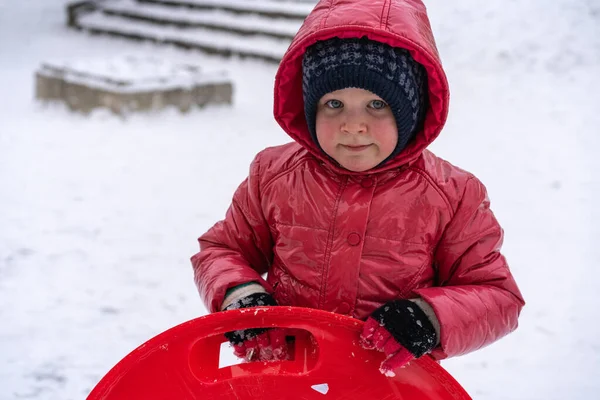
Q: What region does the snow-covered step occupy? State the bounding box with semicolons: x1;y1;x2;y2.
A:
137;0;314;19
100;0;303;40
76;10;291;62
35;56;233;114
266;0;316;3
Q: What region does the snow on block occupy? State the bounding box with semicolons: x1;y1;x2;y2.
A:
35;55;233;115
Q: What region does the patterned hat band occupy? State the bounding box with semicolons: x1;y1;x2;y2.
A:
302;37;428;162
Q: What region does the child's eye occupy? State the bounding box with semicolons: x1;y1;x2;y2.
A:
325;99;343;109
369;100;388;110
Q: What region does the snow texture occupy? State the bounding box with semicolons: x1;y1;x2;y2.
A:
38;56;230;92
99;0;303;37
137;0;316;15
77;9;292;59
0;0;599;399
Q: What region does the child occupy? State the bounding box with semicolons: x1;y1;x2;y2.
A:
191;0;525;376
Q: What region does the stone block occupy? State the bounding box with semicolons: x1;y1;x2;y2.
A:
35;56;233;115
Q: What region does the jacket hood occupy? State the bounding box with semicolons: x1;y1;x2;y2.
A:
273;0;450;174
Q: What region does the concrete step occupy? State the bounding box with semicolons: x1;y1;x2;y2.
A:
135;0;314;19
68;0;314;62
100;0;303;40
36;56;233;114
76;9;292;62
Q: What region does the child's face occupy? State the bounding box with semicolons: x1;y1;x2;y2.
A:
315;88;398;172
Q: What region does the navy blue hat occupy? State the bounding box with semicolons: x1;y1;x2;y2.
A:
302;37;428;162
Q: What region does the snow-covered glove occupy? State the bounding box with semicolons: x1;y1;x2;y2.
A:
223;291;288;362
360;299;438;377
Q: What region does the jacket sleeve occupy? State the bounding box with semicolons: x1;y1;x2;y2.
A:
414;177;525;359
191;153;274;313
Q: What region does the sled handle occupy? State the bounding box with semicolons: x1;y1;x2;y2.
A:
187;306;361;383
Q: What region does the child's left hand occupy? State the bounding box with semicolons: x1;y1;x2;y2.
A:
360;299;438;376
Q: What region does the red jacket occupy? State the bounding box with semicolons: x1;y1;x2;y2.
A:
192;0;524;359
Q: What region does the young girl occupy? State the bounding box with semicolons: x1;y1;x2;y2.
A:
191;0;524;376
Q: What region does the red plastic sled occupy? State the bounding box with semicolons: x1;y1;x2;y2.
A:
88;306;471;399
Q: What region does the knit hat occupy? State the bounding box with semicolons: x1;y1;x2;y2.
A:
302;37;428;163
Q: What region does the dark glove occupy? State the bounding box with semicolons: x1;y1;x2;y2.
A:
223;292;288;361
360;299;437;376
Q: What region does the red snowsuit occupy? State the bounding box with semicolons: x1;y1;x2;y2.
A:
192;0;525;360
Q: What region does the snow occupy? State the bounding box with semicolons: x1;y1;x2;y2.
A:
146;0;316;15
78;10;291;59
0;0;599;399
43;56;203;83
99;0;303;37
38;57;230;92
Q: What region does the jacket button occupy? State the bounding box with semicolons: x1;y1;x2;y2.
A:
361;178;374;188
338;302;351;314
347;232;361;246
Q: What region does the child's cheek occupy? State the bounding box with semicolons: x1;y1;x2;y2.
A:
370;119;398;149
315;118;339;145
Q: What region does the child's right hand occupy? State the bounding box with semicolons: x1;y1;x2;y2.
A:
223;292;289;362
227;327;288;361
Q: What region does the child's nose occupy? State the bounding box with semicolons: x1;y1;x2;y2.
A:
341;112;367;134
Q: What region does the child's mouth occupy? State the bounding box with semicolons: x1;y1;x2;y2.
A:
342;144;372;152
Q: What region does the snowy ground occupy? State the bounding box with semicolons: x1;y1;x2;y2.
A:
1;1;599;399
